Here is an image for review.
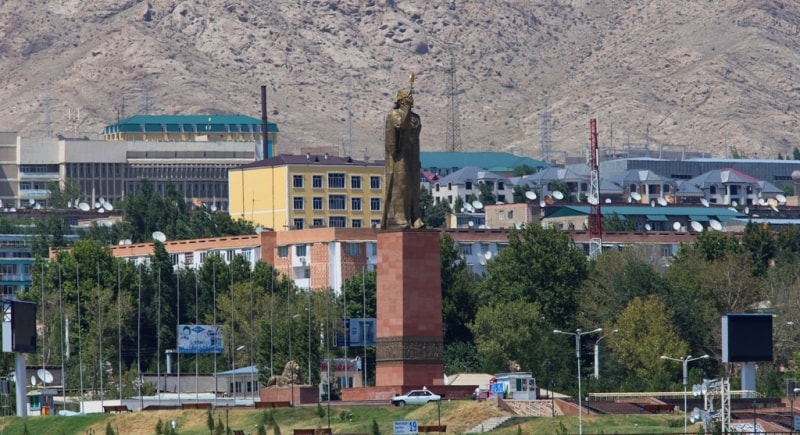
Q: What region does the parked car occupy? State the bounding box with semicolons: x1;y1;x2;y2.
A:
391;389;441;406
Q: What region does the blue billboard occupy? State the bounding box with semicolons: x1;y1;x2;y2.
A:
177;324;224;354
336;318;376;347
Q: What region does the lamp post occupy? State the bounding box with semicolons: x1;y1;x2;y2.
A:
660;354;709;434
554;327;602;435
594;329;617;380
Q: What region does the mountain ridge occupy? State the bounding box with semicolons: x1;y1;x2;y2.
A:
2;0;800;162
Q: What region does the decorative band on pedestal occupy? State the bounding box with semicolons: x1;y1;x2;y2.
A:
376;336;443;364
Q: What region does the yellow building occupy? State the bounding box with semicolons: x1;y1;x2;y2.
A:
229;154;385;231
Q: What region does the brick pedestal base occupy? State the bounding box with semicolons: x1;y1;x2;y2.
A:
375;230;444;387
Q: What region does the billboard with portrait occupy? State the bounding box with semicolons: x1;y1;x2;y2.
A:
336;318;376;347
177;324;224;354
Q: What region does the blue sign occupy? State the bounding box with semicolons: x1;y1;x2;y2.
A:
491;382;505;394
337;318;376;347
393;420;418;435
177;324;224;354
795;415;800;431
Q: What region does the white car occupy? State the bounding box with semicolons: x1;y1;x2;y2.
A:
391;389;441;406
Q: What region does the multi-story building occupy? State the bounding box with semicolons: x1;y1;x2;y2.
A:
431;166;510;208
1;115;277;210
228;154;384;231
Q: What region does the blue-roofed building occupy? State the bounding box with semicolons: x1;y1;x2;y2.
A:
103;115;279;156
420;152;550;177
432;166;510;209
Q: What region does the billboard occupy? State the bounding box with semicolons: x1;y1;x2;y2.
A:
2;301;37;354
336;318;376;347
721;313;773;362
177;324;224;354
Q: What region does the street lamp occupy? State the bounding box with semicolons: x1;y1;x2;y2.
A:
594;329;617;380
661;354;709;434
554;327;602;435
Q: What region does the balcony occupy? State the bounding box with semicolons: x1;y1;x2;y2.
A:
19;189;50;198
19;172;59;180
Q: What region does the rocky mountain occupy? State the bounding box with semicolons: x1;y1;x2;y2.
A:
2;0;800;162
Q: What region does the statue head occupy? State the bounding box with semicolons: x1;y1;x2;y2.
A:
396;90;411;101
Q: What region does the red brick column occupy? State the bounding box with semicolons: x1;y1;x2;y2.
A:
376;230;443;387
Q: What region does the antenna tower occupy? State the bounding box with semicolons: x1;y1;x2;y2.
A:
139;82;153;115
588;118;602;257
445;54;462;152
540;92;553;162
41;94;53;137
346;74;354;157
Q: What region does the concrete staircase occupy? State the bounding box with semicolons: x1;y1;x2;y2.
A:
465;416;515;433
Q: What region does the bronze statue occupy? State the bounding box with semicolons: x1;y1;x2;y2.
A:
381;74;425;230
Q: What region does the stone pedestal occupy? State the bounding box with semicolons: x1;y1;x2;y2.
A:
375;230;443;387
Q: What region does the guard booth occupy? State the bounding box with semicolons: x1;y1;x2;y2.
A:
492;372;538;400
27;389;56;416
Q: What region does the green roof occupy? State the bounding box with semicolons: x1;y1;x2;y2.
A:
103;115;278;136
421;152;551;173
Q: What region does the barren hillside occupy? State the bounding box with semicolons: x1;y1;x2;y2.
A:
1;0;800;162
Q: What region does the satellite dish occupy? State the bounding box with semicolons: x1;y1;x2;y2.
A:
97;207;105;213
67;201;72;209
758;198;766;206
644;223;651;231
709;219;722;231
479;256;486;266
587;196;599;205
94;202;101;209
465;203;474;213
30;376;36;387
37;368;53;384
744;206;750;214
78;202;90;211
691;221;704;232
672;221;681;231
700;198;710;207
98;197;105;204
525;191;536;200
478;224;487;229
124;239;133;245
118;240;125;246
472;200;483;210
731;200;738;207
650;200;656;207
468;220;474;228
152;231;167;242
515;222;523;229
210;205;218;212
484;251;492;260
630;192;642;201
255;226;264;234
539;199;546;208
728;207;738;212
34;203;41;210
104;202;114;211
552;191;564;200
74;198;80;208
777;193;787;204
770;204;779;213
99;220;112;227
767;198;778;207
9;208;16;213
28;198;35;206
604;198;611;204
657;197;667;206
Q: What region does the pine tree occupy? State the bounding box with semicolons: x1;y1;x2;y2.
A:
371;417;381;435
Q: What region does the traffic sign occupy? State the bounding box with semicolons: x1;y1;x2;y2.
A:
393;420;418;434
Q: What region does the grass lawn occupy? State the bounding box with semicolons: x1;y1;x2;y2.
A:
0;401;703;434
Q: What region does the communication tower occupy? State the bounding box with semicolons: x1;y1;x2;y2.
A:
445;54;462;152
540;93;553;162
588;118;602;257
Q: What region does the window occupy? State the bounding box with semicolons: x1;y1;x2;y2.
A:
345;243;361;256
370;176;381;189
370;219;381;228
313;218;324;227
312;197;323;210
508;210;514;219
662;246;672;257
459;243;473;256
293;175;304;188
293;197;304;210
498;181;505;190
499;211;505;220
351;197;362;211
293;218;304;230
465;181;473;190
329;216;346;228
312;175;323;189
351;176;362;189
278;246;289;258
370;198;381;211
352;219;362;228
329;195;346;210
296;245;307;256
328;173;345;189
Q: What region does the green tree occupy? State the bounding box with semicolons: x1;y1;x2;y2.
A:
453;195;464;213
512;164;538;177
46;179;83;209
793;146;800;160
371;417;380;435
609;296;688;383
742;221;776;276
425;201;451;229
440;234;478;344
477;224;586;325
512;184;535;203
601;213;634;232
478;182;496;205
